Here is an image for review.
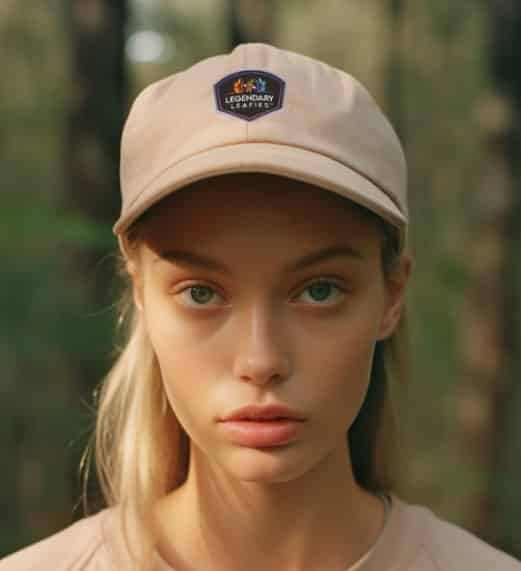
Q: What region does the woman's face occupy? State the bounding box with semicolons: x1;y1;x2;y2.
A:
133;173;409;483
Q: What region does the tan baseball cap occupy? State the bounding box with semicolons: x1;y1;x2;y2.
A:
114;42;408;252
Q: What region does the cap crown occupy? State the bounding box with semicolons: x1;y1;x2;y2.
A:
118;43;407;244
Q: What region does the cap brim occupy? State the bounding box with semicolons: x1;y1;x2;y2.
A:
114;142;407;244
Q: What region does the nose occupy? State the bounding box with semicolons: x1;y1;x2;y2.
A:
232;301;291;386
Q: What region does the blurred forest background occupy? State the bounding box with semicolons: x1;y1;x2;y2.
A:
2;0;521;560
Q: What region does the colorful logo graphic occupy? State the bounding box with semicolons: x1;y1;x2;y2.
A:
232;76;267;94
214;70;285;121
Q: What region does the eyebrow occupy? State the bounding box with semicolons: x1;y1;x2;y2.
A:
155;245;364;275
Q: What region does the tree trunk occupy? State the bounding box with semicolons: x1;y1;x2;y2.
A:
63;0;129;512
228;0;276;47
386;0;405;144
457;0;521;556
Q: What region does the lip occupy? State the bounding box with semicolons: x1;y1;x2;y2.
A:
218;403;307;422
218;419;305;447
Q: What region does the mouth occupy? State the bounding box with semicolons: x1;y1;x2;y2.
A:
219;403;307;423
236;417;299;421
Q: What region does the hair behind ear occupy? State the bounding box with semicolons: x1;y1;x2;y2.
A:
348;298;410;494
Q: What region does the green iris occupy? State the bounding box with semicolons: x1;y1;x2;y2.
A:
307;282;333;302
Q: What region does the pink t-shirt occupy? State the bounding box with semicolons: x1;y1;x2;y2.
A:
1;493;520;570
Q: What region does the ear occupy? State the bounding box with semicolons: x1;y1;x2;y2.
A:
376;254;412;341
126;258;144;313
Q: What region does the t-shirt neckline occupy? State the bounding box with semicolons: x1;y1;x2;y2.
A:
155;491;407;571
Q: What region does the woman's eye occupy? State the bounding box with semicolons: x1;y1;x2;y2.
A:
296;280;346;305
175;279;346;308
177;284;224;307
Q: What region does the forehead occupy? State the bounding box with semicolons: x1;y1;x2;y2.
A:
140;173;381;242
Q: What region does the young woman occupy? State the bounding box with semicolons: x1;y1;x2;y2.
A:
1;42;519;571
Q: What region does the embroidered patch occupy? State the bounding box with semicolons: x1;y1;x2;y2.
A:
214;69;285;121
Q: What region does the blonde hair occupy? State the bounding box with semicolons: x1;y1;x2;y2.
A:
79;186;410;571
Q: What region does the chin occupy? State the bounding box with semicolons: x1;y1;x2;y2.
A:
219;444;319;483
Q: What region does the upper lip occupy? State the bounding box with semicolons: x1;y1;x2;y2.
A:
219;403;307;422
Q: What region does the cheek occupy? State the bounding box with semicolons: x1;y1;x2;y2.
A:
304;305;380;429
142;287;215;434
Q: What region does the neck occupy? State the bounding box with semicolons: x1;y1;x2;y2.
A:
155;437;385;571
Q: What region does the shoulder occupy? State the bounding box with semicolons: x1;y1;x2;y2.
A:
0;508;114;571
392;495;521;570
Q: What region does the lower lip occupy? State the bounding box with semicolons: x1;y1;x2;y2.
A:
218;419;305;447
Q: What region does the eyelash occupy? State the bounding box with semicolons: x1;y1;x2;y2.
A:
173;278;348;309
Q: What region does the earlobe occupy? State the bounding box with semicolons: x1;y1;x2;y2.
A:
126;258;144;313
377;307;402;340
133;283;144;313
377;255;412;340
